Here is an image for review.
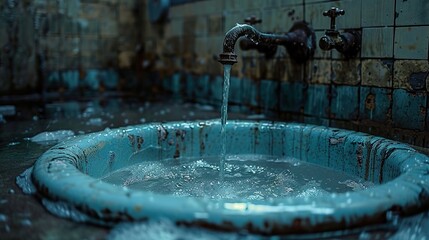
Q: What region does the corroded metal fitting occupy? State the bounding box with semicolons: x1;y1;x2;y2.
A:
218;52;238;65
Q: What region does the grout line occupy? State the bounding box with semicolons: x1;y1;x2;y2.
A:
389;0;398;128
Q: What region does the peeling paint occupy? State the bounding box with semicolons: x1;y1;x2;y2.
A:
329;137;345;145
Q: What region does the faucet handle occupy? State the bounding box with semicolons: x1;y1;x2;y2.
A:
244;15;262;25
323;7;345;30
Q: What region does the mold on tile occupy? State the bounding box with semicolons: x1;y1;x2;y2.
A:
332;60;361;85
392;89;427;130
361;59;393;87
393;60;429;91
359;87;392;123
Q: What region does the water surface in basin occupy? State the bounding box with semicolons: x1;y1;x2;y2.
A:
101;155;373;200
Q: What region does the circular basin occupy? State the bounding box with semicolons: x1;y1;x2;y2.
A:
31;120;429;234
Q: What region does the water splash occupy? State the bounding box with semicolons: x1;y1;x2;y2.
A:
101;155;373;200
220;65;232;179
28;130;75;144
15;167;36;195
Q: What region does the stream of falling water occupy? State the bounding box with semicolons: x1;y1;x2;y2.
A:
220;64;232;179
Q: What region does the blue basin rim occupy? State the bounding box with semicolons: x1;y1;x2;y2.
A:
31;120;429;234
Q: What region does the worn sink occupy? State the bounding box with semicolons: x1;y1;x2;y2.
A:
30;120;429;235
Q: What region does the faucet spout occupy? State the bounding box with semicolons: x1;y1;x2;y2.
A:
219;24;288;65
319;30;341;51
218;21;315;65
222;24;290;54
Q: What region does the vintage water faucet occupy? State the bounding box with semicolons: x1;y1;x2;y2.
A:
218;21;316;65
318;7;361;58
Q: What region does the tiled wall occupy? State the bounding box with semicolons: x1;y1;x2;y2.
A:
0;0;142;95
149;0;429;147
1;0;428;147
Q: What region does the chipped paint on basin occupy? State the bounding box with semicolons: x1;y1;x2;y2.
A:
31;120;429;234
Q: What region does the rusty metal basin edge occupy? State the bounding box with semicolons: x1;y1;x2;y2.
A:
31;120;429;234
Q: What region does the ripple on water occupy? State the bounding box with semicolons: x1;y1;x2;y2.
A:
101;155;374;200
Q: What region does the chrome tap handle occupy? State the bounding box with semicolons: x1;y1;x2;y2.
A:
323;7;345;30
